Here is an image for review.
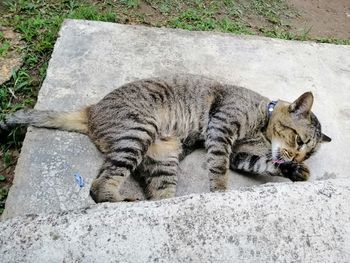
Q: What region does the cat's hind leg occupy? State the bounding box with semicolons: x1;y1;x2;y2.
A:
90;127;155;203
139;137;181;200
90;159;135;203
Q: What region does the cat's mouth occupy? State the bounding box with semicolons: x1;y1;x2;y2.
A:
271;140;287;165
272;152;287;165
272;159;285;164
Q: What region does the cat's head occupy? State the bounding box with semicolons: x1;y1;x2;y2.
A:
266;92;331;163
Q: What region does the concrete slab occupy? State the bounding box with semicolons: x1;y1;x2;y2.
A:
1;179;350;263
3;19;350;219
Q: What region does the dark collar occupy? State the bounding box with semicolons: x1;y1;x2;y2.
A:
267;100;278;118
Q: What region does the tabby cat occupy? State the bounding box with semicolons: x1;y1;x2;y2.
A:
0;74;331;203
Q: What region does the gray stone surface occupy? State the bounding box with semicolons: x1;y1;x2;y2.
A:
3;19;350;219
1;179;350;263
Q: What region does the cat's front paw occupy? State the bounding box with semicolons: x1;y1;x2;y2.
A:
279;162;310;182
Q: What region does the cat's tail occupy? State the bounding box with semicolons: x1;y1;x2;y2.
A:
0;107;90;134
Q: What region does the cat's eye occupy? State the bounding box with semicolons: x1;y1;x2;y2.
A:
296;135;304;147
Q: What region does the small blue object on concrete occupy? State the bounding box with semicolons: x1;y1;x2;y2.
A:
74;172;84;188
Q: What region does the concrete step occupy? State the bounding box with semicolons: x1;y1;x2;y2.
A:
1;179;349;262
2;19;350;219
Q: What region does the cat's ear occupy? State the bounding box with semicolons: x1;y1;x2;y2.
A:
289;92;314;117
321;133;332;143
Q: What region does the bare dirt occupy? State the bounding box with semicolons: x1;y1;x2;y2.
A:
287;0;350;39
0;150;18;212
0;27;25;85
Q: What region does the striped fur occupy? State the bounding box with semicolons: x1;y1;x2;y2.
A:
0;74;331;202
0;108;89;133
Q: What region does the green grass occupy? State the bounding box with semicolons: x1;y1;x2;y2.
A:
166;0;253;34
0;1;118;118
0;32;11;57
316;38;350;45
249;0;290;25
0;0;349;214
170;8;252;34
120;0;140;9
0;42;11;57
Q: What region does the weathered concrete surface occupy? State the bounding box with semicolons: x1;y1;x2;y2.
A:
1;179;350;263
3;19;350;219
